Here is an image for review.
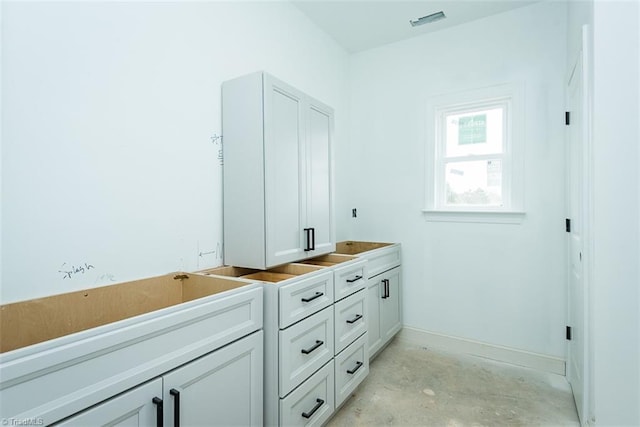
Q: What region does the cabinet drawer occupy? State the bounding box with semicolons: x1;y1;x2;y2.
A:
365;244;401;278
334;333;369;408
280;360;334;427
279;270;334;329
279;307;334;396
334;289;367;355
334;259;367;302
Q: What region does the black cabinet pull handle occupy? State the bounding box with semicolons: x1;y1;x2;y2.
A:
301;398;325;419
310;227;315;251
152;397;163;427
381;279;389;299
170;388;180;427
304;228;314;251
347;361;364;375
301;340;323;354
301;291;324;303
346;275;363;283
346;314;363;324
385;279;390;298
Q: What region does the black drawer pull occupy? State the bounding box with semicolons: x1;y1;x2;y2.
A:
152;397;163;427
302;398;325;419
346;314;363;324
347;361;364;375
346;275;363;283
301;340;323;354
170;388;181;427
301;291;323;303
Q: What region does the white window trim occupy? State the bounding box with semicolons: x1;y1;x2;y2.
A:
423;83;525;224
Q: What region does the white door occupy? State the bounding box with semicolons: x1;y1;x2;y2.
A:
264;75;307;266
163;331;263;427
54;378;163;427
566;37;588;424
305;101;334;257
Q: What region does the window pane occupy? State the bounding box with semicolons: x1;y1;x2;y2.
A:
445;107;503;157
445;159;503;206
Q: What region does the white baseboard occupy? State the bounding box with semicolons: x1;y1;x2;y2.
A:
398;326;566;375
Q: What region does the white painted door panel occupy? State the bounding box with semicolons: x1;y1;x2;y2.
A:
380;267;402;344
162;331;263;427
53;379;162;427
567;35;589;424
305;103;334;257
264;77;306;267
367;280;382;356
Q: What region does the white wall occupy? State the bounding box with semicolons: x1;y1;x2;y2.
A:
343;2;568;360
1;1;349;303
591;1;640;424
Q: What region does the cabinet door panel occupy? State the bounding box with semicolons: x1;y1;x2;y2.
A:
305;104;334;257
367;280;382;357
264;77;306;267
53;379;162;427
163;331;263;427
380;268;402;344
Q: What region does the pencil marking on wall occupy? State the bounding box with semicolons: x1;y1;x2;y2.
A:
96;273;117;283
198;241;224;260
210;134;224;165
59;262;95;279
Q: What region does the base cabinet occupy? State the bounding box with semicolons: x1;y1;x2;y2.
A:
367;266;402;358
54;331;263;427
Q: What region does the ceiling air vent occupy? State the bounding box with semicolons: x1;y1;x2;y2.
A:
410;11;446;27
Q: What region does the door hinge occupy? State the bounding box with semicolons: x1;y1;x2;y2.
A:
565;111;571;125
565;218;571;233
566;326;572;340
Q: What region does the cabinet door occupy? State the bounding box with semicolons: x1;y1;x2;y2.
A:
263;75;307;267
380;267;402;344
367;279;382;357
53;379;163;427
304;100;334;257
163;331;263;427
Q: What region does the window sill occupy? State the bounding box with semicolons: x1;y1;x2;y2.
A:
421;209;526;224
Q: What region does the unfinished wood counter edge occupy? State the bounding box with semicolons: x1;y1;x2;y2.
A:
0;272;260;355
0;283;263;425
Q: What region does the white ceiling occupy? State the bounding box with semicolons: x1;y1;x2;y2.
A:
292;0;539;53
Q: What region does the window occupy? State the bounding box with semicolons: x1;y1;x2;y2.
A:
424;84;524;223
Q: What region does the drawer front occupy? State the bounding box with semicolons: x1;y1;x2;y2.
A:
279;270;334;328
279;307;334;397
364;244;401;278
334;333;369;408
334;259;367;302
280;360;335;427
334;289;367;355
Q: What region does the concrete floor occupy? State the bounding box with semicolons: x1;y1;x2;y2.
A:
328;339;579;426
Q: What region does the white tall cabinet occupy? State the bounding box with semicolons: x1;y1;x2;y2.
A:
222;72;335;270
